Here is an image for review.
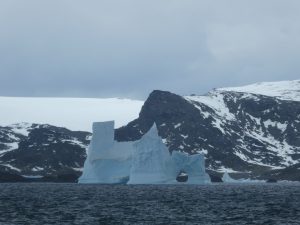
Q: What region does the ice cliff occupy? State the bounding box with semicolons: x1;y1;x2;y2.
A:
128;124;174;184
79;121;133;184
79;121;210;184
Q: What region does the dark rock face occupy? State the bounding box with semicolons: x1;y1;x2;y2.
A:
0;171;26;182
115;90;300;180
0;123;91;179
261;163;300;182
266;179;277;183
209;174;223;183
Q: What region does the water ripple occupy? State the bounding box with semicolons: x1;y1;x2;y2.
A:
0;183;299;224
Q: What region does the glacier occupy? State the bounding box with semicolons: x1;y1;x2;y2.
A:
79;121;211;184
0;97;143;132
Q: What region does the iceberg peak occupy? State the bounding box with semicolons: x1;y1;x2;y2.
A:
143;123;160;139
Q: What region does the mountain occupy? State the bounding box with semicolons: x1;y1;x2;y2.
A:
0;123;91;182
0;97;143;131
115;80;300;180
1;80;300;182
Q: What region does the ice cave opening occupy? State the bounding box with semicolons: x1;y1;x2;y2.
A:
176;171;188;183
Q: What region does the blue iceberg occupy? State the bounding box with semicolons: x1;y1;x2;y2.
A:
79;121;211;184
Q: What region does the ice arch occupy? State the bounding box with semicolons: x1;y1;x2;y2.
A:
171;152;211;184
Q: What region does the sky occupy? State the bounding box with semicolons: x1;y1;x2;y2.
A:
0;0;300;100
0;97;143;131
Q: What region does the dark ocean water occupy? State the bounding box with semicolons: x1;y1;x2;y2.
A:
0;183;299;225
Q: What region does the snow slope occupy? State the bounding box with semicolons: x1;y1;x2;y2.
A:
0;97;143;131
218;80;300;101
183;80;300;171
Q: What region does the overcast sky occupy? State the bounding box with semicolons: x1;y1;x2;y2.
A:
0;0;300;100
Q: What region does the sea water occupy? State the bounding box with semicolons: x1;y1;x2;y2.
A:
0;183;299;224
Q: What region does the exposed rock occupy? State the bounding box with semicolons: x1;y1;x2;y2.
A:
0;123;90;180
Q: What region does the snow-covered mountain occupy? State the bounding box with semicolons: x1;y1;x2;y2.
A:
0;97;143;131
0;123;90;181
0;80;300;181
116;80;300;181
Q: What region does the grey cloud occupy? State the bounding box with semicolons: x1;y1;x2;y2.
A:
0;0;300;99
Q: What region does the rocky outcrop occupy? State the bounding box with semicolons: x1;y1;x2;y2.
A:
0;123;90;179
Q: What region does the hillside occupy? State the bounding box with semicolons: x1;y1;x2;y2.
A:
0;123;90;181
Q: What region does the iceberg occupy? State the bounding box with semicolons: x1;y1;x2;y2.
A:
79;121;211;184
128;124;175;184
222;172;239;183
79;121;133;184
221;172;266;183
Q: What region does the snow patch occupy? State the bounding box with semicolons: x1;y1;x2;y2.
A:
196;149;208;155
162;138;168;144
174;123;181;129
185;92;235;121
217;166;241;173
180;134;188;139
212;119;225;133
8;123;32;136
1;164;21;172
218;80;300;102
240;129;297;167
0;142;18;155
62;138;88;149
32;166;44;172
